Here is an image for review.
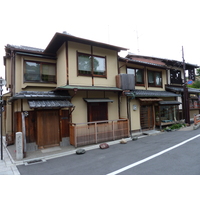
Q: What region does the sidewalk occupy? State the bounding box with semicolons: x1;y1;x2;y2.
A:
0;138;20;175
3;136;134;172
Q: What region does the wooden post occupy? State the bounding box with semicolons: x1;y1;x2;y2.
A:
182;46;190;125
74;124;77;148
95;122;97;143
112;120;115;140
21;112;26;158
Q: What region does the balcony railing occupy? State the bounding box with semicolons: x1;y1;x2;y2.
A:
69;119;129;147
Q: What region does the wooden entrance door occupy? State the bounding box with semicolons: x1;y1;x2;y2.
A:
60;110;70;138
37;110;60;148
140;105;154;130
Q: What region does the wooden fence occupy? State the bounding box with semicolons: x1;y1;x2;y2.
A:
69;119;129;147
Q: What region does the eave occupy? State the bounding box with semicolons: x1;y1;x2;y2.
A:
44;32;129;54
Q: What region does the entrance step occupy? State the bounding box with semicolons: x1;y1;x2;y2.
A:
142;130;161;135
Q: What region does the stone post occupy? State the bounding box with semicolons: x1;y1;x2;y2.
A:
15;132;23;160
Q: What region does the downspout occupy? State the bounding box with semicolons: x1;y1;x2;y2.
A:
66;42;69;85
145;66;147;90
11;50;16;139
127;92;135;139
118;59;128;118
91;46;94;86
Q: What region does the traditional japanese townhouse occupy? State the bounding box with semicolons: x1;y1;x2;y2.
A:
118;53;199;133
3;32;129;152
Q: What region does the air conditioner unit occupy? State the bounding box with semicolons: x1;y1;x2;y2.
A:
116;74;135;90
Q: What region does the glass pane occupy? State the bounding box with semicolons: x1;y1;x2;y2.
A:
42;64;56;82
127;68;135;74
136;69;143;84
155;72;161;86
148;71;154;84
24;61;40;81
78;54;91;74
93;56;105;75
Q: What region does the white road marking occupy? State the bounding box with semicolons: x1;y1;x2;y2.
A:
107;134;200;175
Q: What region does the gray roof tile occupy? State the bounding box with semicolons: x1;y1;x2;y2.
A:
125;90;181;97
9;91;71;101
28;100;73;108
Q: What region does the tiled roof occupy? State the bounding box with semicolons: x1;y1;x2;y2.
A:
56;85;122;91
28;100;73;108
125;89;181;97
6;44;44;52
158;101;181;105
119;57;167;68
166;86;200;93
9;91;71;101
126;53;199;68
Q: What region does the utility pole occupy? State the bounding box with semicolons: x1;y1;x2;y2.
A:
182;46;190;125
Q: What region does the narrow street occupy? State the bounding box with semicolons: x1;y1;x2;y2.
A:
17;127;200;175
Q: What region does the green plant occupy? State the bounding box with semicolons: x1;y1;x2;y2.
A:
163;123;186;131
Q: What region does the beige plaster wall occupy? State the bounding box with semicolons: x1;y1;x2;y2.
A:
118;61;167;91
68;41;118;87
130;99;141;130
5;104;12;136
57;43;67;87
71;90;119;123
5;58;11;89
68;41;92;86
119;96;127;119
93;47;118;87
14;55;56;93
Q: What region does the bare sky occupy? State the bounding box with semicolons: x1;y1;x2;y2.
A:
1;0;200;79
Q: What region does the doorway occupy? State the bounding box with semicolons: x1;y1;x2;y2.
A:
37;110;60;148
140;105;154;130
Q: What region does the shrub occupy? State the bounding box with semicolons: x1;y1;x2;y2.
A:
163;123;186;131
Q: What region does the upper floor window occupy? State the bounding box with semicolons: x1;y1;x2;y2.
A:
127;68;144;86
24;61;56;83
170;69;182;84
77;53;106;77
148;70;162;87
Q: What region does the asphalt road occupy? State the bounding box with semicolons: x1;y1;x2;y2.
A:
17;128;200;175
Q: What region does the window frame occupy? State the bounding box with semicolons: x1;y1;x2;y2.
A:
77;52;107;78
87;102;108;122
24;60;56;83
127;67;144;86
170;69;182;84
147;70;162;87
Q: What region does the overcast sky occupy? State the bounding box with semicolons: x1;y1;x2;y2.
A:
1;0;200;79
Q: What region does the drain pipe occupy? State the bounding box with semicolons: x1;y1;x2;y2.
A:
127;92;135;139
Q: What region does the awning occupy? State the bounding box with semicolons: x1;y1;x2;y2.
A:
139;98;163;102
158;101;182;105
166;86;200;94
8;91;71;102
83;98;113;103
55;85;122;91
28;100;74;108
125;90;181;98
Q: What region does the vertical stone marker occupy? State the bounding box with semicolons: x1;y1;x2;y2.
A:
15;132;23;160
